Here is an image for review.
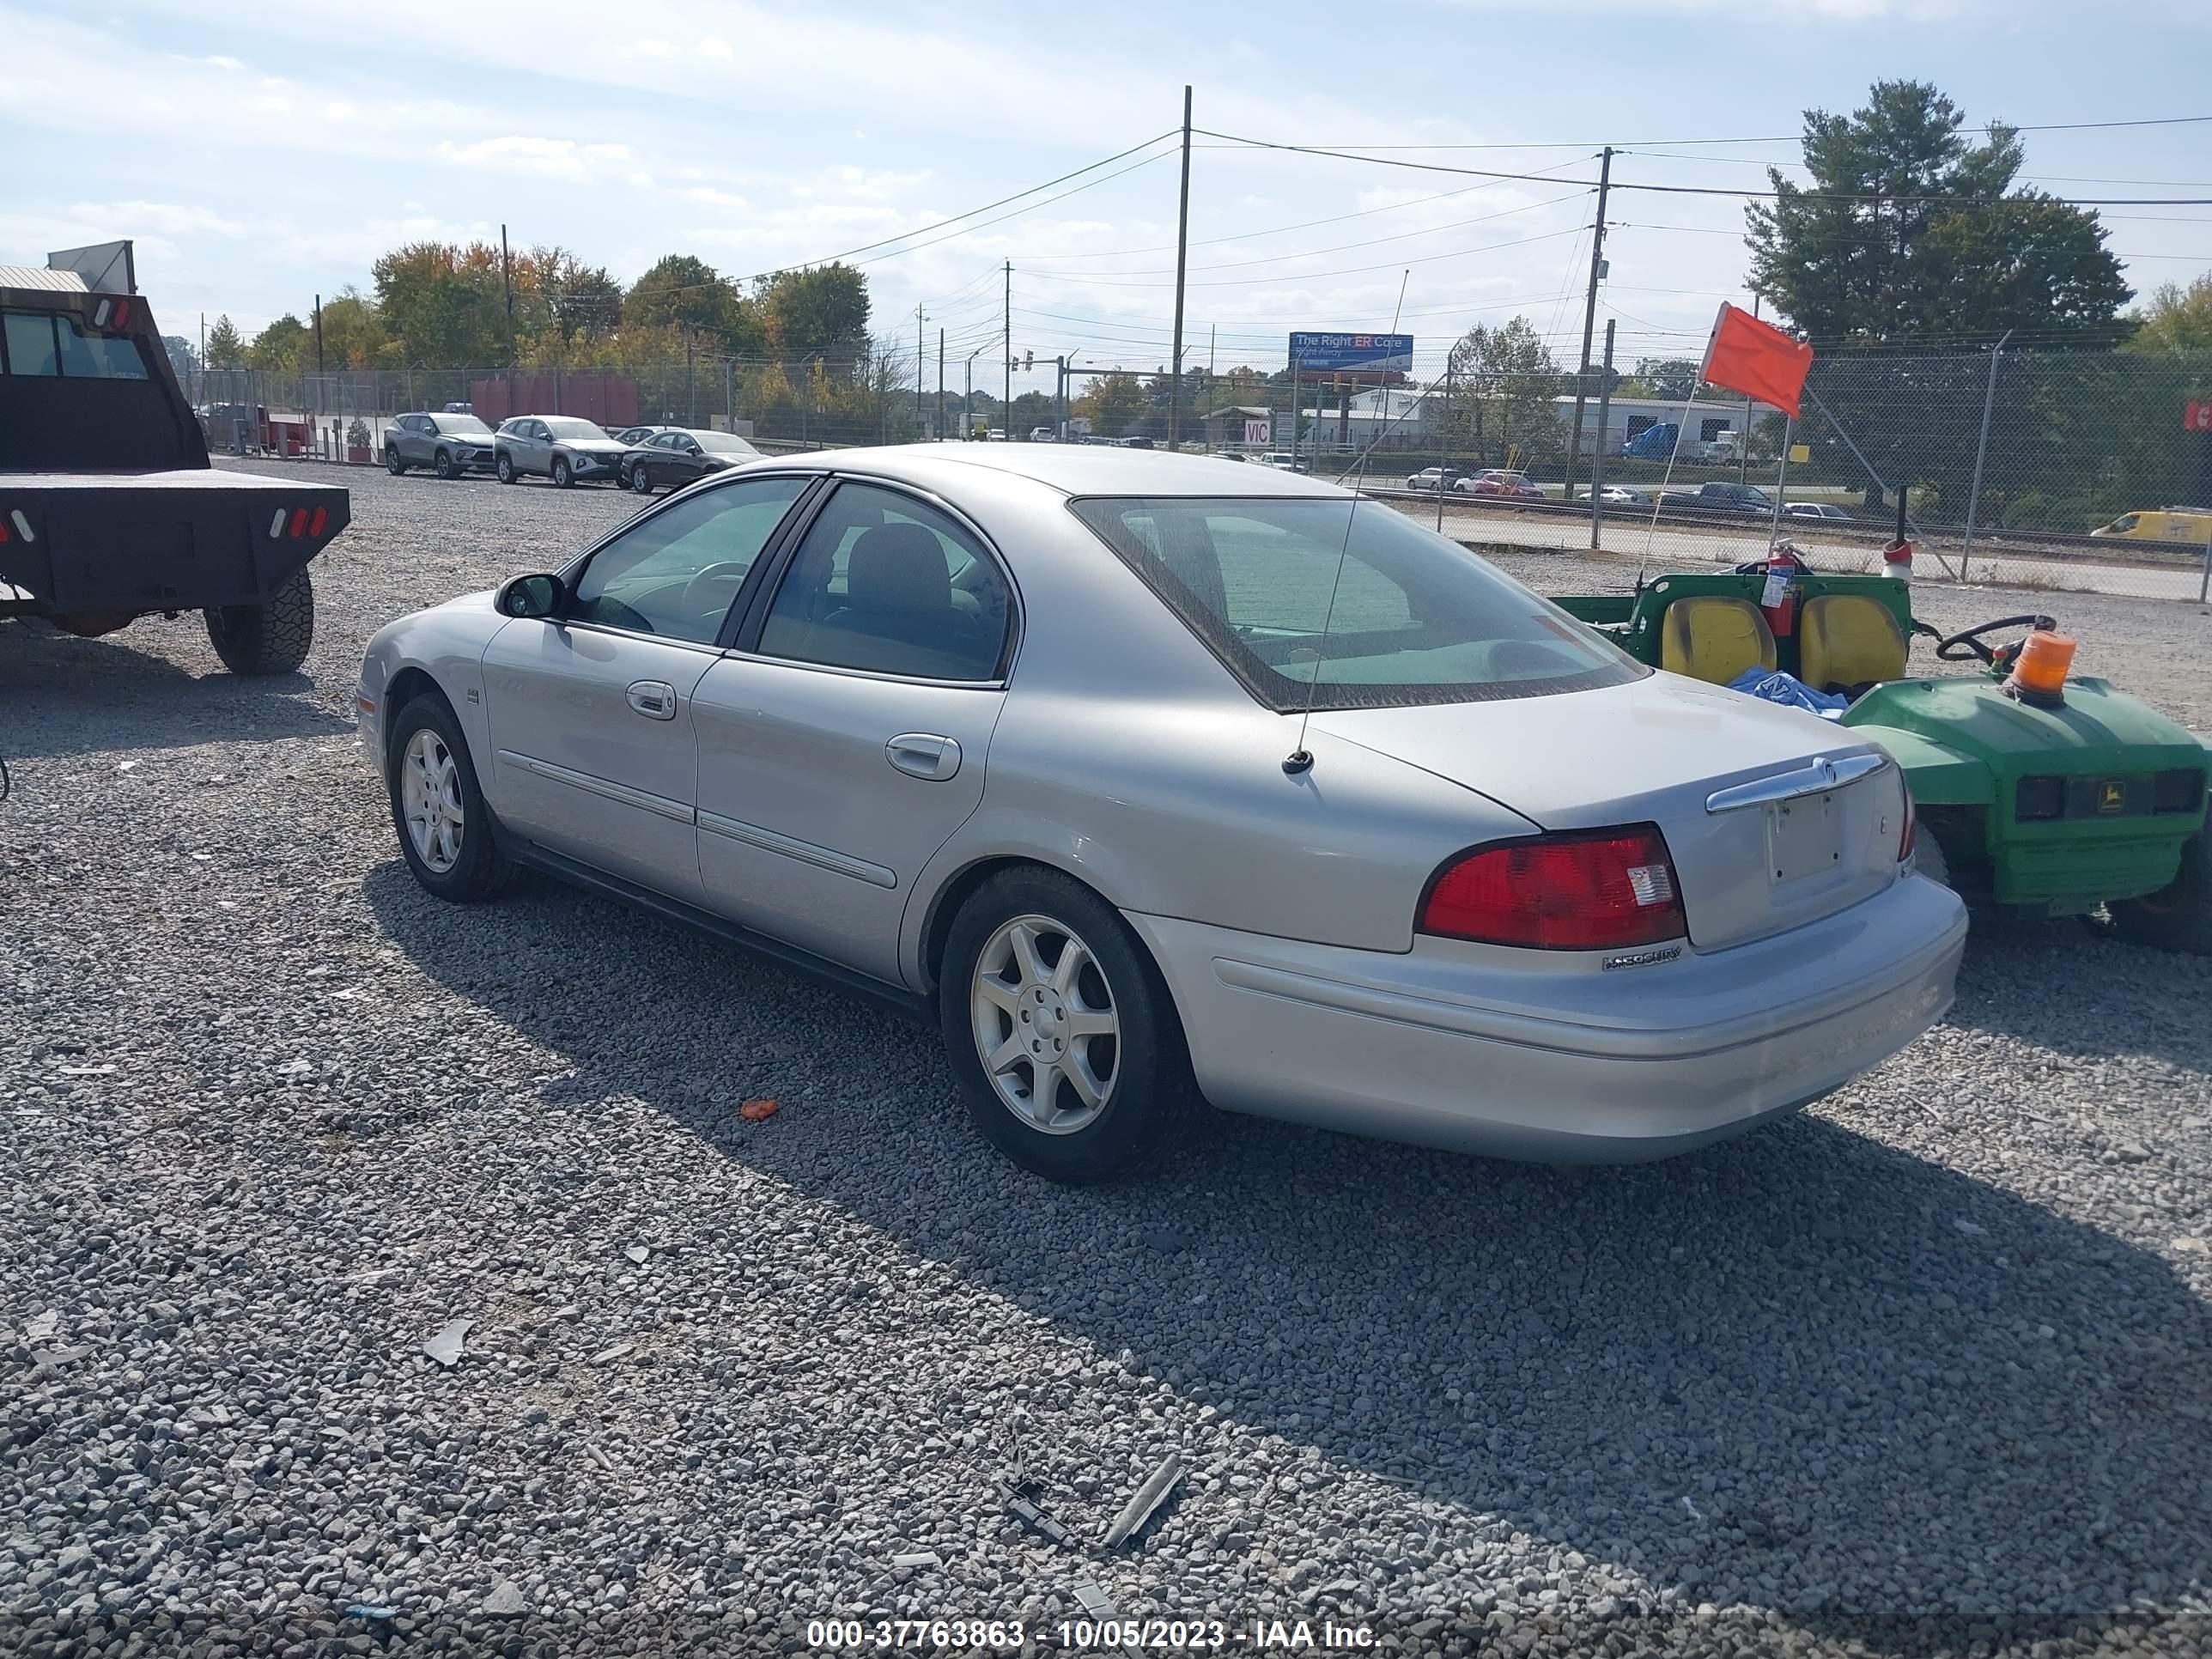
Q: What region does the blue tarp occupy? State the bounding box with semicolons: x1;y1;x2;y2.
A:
1727;668;1849;718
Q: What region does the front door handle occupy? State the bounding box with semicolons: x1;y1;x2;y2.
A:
885;732;962;781
626;680;678;720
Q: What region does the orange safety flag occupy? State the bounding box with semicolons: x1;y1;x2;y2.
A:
1698;302;1813;419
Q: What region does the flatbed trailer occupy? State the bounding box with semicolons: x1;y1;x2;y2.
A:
0;240;348;673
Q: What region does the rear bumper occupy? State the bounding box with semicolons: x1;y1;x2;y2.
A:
1127;873;1966;1164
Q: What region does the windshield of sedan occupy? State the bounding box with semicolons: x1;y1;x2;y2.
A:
432;414;492;435
1069;496;1646;711
543;417;609;440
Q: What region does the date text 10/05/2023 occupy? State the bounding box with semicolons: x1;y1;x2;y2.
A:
801;1619;1378;1650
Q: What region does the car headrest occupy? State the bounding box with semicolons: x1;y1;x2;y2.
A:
845;523;951;614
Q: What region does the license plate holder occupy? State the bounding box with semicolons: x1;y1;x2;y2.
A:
1767;793;1839;884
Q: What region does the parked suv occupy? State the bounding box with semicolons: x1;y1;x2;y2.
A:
385;411;497;478
494;416;630;487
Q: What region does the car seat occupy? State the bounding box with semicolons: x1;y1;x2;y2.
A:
813;522;988;677
1797;594;1907;696
1658;595;1777;685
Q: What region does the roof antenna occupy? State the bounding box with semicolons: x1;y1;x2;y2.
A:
1287;270;1408;776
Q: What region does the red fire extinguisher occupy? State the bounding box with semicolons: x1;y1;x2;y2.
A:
1759;544;1807;636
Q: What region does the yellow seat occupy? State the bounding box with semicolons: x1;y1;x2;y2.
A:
1659;596;1777;685
1799;594;1907;693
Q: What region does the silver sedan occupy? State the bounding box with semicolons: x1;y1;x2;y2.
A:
356;446;1966;1182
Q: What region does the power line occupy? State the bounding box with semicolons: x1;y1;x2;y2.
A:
1190;127;2212;207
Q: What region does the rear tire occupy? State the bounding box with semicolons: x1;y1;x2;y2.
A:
2110;833;2211;955
385;694;514;902
630;464;655;495
938;867;1195;1185
204;567;313;675
385;447;406;475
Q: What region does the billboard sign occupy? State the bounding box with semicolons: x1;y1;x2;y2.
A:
1243;418;1272;445
2185;400;2212;433
1289;331;1413;374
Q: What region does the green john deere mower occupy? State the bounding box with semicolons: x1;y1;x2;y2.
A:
1553;549;2212;952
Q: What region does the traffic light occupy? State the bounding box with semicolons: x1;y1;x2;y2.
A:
1023;351;1034;372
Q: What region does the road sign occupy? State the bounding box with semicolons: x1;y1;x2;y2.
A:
2185;401;2212;433
1289;332;1413;374
1243;418;1271;446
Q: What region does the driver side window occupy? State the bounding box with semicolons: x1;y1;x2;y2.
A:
568;477;810;644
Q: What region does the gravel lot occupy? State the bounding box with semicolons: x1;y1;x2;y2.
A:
4;459;2209;1658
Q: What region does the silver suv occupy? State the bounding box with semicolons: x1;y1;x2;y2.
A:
384;411;496;479
492;415;631;488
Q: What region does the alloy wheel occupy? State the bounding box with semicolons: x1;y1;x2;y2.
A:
399;728;465;874
969;915;1120;1134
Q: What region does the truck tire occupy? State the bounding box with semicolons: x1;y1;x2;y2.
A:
2110;833;2210;955
204;567;314;676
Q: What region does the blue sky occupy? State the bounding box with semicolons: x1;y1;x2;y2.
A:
5;0;2207;396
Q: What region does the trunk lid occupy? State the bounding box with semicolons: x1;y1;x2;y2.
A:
1313;674;1909;950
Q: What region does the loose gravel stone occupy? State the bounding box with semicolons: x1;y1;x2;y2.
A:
1;459;2208;1657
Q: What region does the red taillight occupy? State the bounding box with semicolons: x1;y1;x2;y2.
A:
308;506;328;538
288;507;308;538
110;299;131;329
1420;826;1686;951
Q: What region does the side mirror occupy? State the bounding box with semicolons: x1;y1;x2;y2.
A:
497;573;565;619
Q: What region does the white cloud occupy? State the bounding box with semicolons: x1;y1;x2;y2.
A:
435;136;639;180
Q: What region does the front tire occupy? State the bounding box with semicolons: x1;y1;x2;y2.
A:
385;447;406;475
495;453;516;484
2111;833;2211;954
434;447;458;480
938;868;1194;1184
385;694;514;902
204;566;313;675
551;456;573;488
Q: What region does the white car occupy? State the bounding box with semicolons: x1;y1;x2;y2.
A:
1784;502;1852;522
1030;427;1057;442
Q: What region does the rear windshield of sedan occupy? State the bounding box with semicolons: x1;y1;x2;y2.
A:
1068;496;1647;711
543;417;609;440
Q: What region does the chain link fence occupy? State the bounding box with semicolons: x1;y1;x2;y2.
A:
188;349;2212;602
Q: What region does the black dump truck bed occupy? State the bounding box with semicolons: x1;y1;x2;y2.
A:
0;240;349;673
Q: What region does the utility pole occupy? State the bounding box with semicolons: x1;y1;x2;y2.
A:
937;328;945;443
313;294;325;376
1564;145;1613;506
1055;356;1066;440
915;304;927;438
1737;294;1759;485
1589;319;1617;550
501;224;514;371
1168;85;1193;451
1003;261;1012;441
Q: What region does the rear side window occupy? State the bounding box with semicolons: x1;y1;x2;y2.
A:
3;312;58;375
1068;495;1645;712
757;482;1012;681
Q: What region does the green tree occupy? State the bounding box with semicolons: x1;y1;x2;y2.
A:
1745;81;2130;346
246;313;311;372
759;264;869;364
316;288;386;368
1082;372;1147;437
1445;317;1564;464
1632;358;1701;400
2126;276;2212;354
626;254;737;337
204;314;245;369
161;334;198;381
372;242;503;367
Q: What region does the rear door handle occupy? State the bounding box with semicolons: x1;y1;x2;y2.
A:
885;732;961;781
627;680;678;720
